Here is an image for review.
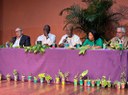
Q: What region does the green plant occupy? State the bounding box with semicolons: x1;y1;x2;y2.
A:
6;74;11;78
110;42;124;50
13;69;18;76
80;70;88;77
0;42;17;48
78;45;90;55
73;70;88;81
0;44;5;48
60;0;125;39
24;44;49;54
45;74;52;83
74;73;79;80
113;80;118;86
58;70;69;80
34;76;38;80
38;73;45;78
9;43;13;48
79;70;88;79
101;76;108;87
120;65;127;83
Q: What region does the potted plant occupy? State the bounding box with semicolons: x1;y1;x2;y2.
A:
58;70;69;85
13;69;18;82
55;75;60;84
120;65;127;89
87;79;91;87
60;0;125;41
116;81;121;89
107;81;111;88
96;78;101;87
38;73;45;83
121;82;125;89
107;77;111;88
79;76;84;86
79;70;88;86
74;74;79;86
0;73;2;81
34;76;38;83
6;74;11;81
84;79;87;86
113;81;118;88
101;76;107;88
91;80;95;87
28;73;32;82
21;74;25;82
45;74;52;84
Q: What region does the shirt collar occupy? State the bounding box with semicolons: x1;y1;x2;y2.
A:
16;35;22;39
66;34;74;38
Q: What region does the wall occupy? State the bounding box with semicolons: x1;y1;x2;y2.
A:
1;0;128;45
0;0;3;44
1;0;85;45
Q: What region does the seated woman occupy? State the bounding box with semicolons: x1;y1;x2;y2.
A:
82;30;103;49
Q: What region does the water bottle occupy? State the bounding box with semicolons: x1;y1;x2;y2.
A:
52;43;55;48
5;42;9;48
76;44;80;48
103;43;107;49
119;41;123;49
64;42;69;48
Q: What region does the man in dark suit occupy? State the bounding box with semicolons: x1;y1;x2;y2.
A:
11;27;31;47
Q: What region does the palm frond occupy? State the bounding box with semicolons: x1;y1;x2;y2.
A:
60;0;126;40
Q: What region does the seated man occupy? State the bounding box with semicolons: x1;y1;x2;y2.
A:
110;26;128;48
58;26;82;48
11;27;31;47
36;25;56;46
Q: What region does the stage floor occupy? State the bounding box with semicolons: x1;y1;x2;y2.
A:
0;80;127;95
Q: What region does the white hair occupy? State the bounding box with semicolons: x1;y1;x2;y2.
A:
117;27;126;33
15;27;22;32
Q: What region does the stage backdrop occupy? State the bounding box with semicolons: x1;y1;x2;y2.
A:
0;0;128;45
0;0;2;44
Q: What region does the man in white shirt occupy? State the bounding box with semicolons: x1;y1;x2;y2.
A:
59;26;82;48
36;25;56;46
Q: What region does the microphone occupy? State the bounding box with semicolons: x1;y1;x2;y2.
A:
63;36;68;43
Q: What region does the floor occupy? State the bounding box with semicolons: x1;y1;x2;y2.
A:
0;80;128;95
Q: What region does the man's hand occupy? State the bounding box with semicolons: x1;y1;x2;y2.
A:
59;44;64;47
44;44;49;47
63;37;68;43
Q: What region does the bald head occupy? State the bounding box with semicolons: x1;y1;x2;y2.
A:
65;26;74;37
43;25;50;33
43;25;51;36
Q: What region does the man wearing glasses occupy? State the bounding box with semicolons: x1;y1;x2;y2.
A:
110;26;128;48
11;27;31;47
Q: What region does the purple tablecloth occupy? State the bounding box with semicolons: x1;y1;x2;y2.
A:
0;48;128;82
